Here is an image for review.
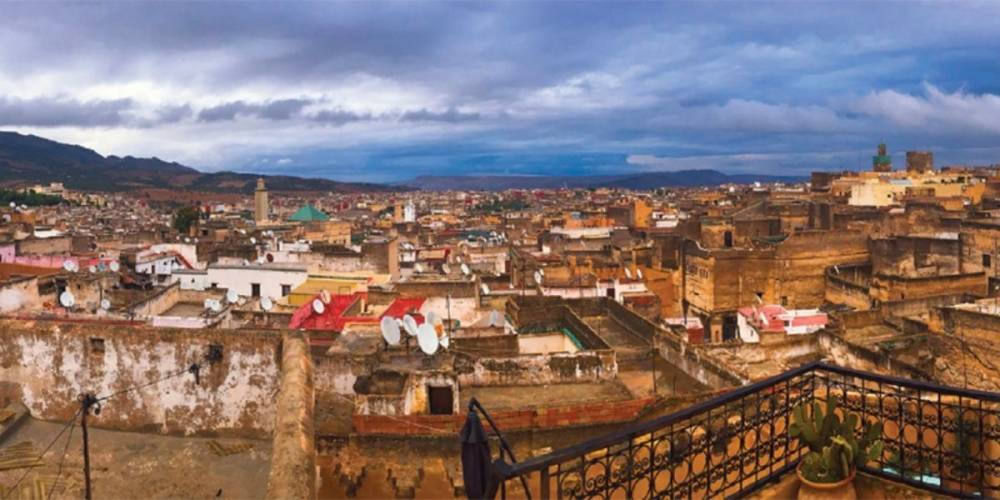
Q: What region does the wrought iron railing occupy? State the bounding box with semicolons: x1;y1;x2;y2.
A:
485;361;1000;498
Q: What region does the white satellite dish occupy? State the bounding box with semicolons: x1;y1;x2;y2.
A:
442;264;451;274
203;298;213;310
210;300;223;313
320;289;331;304
624;268;633;279
490;310;504;327
481;283;490;295
59;291;75;308
88;265;97;274
538;269;545;276
417;324;439;355
225;289;239;303
380;316;401;346
100;299;111;311
312;299;325;315
637;268;644;280
62;260;74;272
184;237;191;243
440;335;450;349
7;202;13;208
461;263;470;275
260;297;274;312
402;314;418;336
109;261;120;272
426;311;438;326
414;263;424;273
250;237;257;245
534;271;543;284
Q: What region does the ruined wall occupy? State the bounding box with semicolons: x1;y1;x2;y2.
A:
455;350;617;386
870;272;986;303
266;333;316;500
0;319;281;438
129;282;181;318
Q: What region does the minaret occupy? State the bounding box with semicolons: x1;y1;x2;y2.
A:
254;178;269;225
872;142;892;172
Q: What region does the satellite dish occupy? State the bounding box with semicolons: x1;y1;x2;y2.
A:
426;311;438;326
538;269;545;276
417;324;439;355
414;263;424;273
59;291;75;308
461;263;470;275
534;271;543;284
203;298;213;310
62;260;74;272
210;300;223;313
109;261;120;272
260;297;273;312
100;299;111;311
490;310;504;327
440;335;450;349
442;264;451;274
320;289;331;304
184;237;191;243
380;316;401;345
624;268;633;279
481;283;490;295
88;265;97;274
225;289;239;303
312;299;325;315
250;237;257;245
402;315;418;336
7;202;13;208
637;268;644;280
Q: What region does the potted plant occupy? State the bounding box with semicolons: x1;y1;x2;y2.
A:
790;395;883;500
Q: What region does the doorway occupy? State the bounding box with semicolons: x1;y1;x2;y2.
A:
427;386;454;415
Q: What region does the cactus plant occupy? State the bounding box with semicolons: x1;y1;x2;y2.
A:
789;394;883;483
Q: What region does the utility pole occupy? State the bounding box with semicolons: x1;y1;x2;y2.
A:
80;393;99;500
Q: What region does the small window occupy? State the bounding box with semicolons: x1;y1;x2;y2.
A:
780;296;788;306
281;284;291;297
983;254;992;268
211;282;218;288
755;291;764;302
251;283;261;297
90;337;105;354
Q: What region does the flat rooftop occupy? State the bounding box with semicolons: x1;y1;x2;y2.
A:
0;418;270;499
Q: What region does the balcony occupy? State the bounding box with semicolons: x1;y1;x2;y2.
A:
483;362;1000;498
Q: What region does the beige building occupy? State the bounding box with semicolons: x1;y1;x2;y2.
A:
254;178;269;225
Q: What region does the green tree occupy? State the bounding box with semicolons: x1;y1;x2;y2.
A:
173;206;200;234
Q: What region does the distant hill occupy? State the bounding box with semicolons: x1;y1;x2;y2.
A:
406;170;805;191
0;131;392;193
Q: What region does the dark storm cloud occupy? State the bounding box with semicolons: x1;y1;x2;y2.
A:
0;96;133;127
197;98;313;122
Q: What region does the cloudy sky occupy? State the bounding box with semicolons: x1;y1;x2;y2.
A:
3;2;1000;183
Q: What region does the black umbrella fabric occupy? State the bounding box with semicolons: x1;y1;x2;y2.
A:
460;408;492;499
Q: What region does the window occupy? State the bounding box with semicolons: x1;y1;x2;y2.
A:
984;254;992;268
210;282;218;289
427;386;454;415
90;337;105;354
281;284;291;297
251;283;261;297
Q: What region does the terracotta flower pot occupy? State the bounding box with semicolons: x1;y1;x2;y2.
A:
796;462;857;500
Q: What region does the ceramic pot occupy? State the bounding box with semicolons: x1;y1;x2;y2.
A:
796;462;857;500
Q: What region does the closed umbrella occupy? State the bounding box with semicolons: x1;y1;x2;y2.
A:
460;408;492;499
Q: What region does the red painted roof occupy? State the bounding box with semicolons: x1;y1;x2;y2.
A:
288;292;426;332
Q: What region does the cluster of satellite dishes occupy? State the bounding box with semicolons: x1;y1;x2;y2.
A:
379;311;450;356
57;290;112;312
8;202;28;211
622;268;643;280
62;260;120;274
533;268;546;285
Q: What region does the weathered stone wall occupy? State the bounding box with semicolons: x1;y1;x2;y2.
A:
455;350;617;386
0;319;281;438
266;332;316;500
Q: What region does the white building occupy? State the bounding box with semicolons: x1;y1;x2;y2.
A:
174;263;308;300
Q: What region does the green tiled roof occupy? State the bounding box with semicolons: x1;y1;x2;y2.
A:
288;204;330;222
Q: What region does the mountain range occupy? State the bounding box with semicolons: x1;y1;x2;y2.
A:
405;171;805;191
0;130;805;193
0;131;391;193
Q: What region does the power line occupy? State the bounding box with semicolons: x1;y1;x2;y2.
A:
2;408;81;500
46;418;77;500
96;364;200;403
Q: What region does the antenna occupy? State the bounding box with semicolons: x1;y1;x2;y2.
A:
417;323;439;355
59;291;75;309
402;314;418;336
380;316;401;346
442;264;451;274
624;268;633;279
260;297;273;312
481;283;490;295
312;299;325;315
225;289;239;303
534;271;543;284
461;263;470;276
637;268;644;280
109;261;120;272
